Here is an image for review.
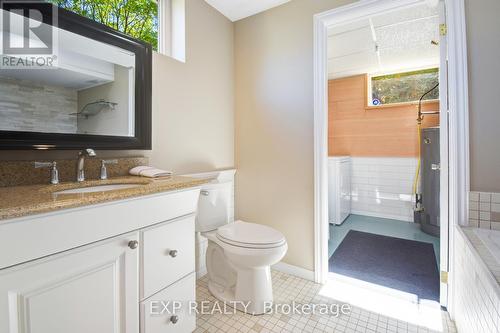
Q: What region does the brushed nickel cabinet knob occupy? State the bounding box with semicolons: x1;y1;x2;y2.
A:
128;240;139;249
169;250;178;258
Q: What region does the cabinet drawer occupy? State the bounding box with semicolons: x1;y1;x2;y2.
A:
140;273;196;333
141;215;195;299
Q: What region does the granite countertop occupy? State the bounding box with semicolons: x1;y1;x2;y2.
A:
0;176;210;221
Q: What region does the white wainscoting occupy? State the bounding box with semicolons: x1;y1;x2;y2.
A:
350;157;417;222
182;169;236;278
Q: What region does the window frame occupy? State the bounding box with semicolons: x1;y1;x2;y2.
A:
157;0;185;62
47;0;185;62
367;67;440;107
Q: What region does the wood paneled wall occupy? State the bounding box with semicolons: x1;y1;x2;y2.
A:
328;75;440;157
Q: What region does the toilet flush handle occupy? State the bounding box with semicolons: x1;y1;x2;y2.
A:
200;190;209;196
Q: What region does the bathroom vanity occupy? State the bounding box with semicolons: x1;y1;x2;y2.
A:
0;176;207;333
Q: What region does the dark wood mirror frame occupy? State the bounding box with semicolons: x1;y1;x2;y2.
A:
0;1;152;150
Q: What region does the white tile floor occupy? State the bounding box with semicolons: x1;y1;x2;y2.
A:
195;271;457;333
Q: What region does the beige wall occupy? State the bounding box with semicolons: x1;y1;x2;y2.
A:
466;0;500;192
0;0;234;175
234;0;353;271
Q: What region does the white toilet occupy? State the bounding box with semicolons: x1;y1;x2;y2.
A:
196;180;287;315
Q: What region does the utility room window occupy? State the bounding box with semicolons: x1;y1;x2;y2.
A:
369;68;439;106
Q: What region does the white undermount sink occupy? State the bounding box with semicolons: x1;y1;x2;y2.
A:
54;183;143;195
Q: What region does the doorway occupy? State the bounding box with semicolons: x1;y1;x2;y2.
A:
313;0;469;322
327;1;443;307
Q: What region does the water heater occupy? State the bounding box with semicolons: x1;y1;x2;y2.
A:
418;127;440;236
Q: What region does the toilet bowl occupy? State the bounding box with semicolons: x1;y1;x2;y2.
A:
196;180;287;315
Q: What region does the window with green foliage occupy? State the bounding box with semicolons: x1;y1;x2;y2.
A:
48;0;159;50
370;68;439;106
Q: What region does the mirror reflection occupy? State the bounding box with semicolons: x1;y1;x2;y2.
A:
0;12;136;137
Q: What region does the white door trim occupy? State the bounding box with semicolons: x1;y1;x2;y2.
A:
443;0;470;316
438;0;450;307
312;0;469;313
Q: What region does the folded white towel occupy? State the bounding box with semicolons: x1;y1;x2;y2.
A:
129;166;173;178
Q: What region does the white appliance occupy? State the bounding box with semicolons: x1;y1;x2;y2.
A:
196;180;288;315
328;156;352;225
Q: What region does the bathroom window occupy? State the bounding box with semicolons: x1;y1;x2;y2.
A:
369;68;439;106
48;0;185;61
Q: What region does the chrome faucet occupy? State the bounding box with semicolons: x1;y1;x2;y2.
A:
76;148;96;182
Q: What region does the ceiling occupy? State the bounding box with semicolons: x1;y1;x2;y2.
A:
204;0;291;22
328;4;440;79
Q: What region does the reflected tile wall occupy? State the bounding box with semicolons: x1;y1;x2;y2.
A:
0;77;77;133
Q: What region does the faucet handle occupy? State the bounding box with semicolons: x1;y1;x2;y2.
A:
34;161;59;185
34;161;53;169
100;159;118;180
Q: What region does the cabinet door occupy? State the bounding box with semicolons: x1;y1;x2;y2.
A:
0;232;140;333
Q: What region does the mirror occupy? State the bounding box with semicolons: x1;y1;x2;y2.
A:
0;2;151;149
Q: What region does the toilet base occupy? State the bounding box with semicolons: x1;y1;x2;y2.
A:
203;231;287;316
207;267;274;315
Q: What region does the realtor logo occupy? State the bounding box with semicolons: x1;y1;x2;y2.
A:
1;1;58;68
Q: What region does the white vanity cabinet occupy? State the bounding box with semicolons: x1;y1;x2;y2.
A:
0;188;201;333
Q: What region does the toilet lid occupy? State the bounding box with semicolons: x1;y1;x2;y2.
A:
216;221;286;248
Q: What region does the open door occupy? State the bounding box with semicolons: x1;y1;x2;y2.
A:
438;0;450;308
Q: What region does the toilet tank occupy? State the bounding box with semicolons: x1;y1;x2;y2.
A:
196;180;232;232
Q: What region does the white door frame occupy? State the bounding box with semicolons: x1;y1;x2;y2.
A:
313;0;469;313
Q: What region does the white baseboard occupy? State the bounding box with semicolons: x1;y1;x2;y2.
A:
272;262;315;281
350;210;413;223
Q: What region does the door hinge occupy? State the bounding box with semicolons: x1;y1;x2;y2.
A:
440;24;447;36
441;271;448;284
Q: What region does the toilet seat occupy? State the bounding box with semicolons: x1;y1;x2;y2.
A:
216;220;286;249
